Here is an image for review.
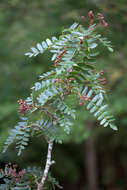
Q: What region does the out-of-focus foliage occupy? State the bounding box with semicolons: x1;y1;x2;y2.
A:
0;0;127;189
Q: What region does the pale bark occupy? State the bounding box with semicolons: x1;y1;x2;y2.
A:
37;140;54;190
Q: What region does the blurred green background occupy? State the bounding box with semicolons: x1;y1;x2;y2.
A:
0;0;127;189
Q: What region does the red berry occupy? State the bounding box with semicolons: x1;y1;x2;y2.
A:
99;70;104;76
79;101;83;106
18;99;23;105
88;10;94;19
103;21;108;27
69;77;74;81
80;39;83;44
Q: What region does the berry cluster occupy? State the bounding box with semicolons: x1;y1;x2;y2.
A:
18;99;31;114
54;77;75;96
4;163;24;183
81;10;108;28
99;77;106;85
99;70;106;85
54;77;74;84
54;49;66;66
98;13;108;27
79;94;88;106
54;79;62;83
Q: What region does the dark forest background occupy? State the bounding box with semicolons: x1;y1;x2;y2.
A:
0;0;127;189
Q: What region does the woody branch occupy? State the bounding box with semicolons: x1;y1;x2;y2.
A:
37;140;55;190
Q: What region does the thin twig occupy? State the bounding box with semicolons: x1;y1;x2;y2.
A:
37;140;55;190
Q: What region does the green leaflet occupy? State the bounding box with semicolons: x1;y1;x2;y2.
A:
39;70;55;80
25;37;58;57
3;118;30;156
55;100;76;119
11;182;30;190
81;85;117;130
37;85;59;105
